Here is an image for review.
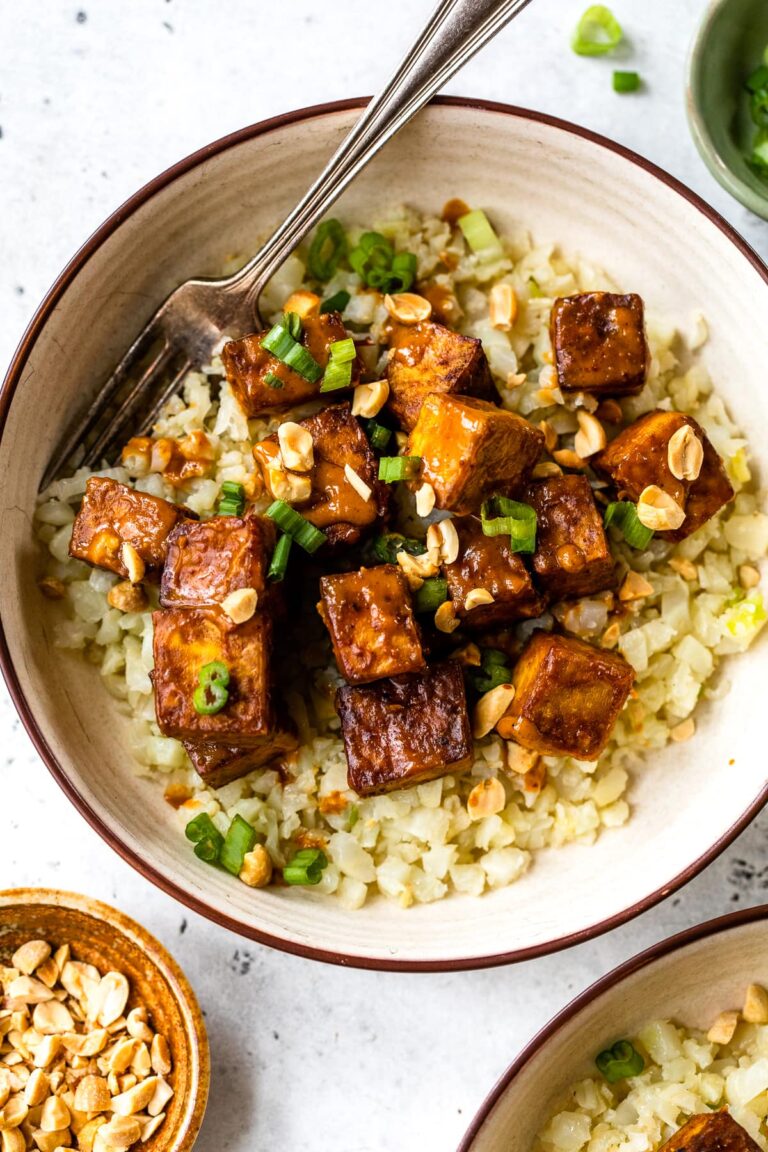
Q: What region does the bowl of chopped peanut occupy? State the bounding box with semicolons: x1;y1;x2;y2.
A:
0;889;209;1152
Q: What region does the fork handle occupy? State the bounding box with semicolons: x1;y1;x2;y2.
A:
231;0;534;313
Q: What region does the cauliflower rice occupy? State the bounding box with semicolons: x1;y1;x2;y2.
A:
34;205;768;909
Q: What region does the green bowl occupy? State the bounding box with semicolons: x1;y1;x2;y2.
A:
687;0;768;220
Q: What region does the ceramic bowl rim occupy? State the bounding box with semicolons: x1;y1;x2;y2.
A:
0;886;210;1151
457;902;768;1150
685;0;768;221
2;95;767;972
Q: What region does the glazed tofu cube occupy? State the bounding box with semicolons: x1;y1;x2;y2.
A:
551;292;648;396
69;476;184;576
406;394;544;513
659;1113;760;1152
443;515;545;628
152;608;276;745
184;729;298;790
222;311;355;417
253;403;388;546
525;474;615;599
385;319;495;431
336;663;473;796
592;409;734;540
160;513;276;609
496;632;634;759
318;565;425;685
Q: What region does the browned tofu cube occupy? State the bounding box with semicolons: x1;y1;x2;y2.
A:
592;409;734;540
551;292;648;396
160;513;275;609
336;663;473;796
69;476;184;577
253;403;388;546
318;565;425;685
184;729;298;790
222;311;355;417
385;319;495;431
443;515;545;628
659;1113;760;1152
152;608;276;745
496;632;634;759
525;474;616;600
406;394;544;513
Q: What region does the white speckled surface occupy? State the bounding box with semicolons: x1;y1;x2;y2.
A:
1;2;767;1149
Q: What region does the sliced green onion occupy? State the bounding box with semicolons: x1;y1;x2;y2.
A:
199;661;229;688
320;289;351;315
220;814;257;876
185;813;224;864
261;322;322;384
193;681;228;716
572;5;623;55
746;64;768;93
265;500;327;554
480;496;537;554
414;577;449;613
185;812;219;843
217;481;245;517
283;848;328;886
284;311;302;340
308;219;347;281
604;501;654;549
264;371;284;390
613;70;640;93
364;419;392;451
348;231;417;292
595;1040;644;1083
457;209;504;261
194;834;224;863
372;533;427;564
267;533;292;581
217;500;241;517
328;337;356;363
320;359;353;393
378;455;421;483
468;648;513;694
384;251;418;293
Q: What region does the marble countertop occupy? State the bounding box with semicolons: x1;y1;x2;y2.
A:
2;1;767;1149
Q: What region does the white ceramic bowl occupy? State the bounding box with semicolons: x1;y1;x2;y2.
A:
1;98;767;969
459;905;768;1150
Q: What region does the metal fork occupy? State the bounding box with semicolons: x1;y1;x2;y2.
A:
42;0;533;490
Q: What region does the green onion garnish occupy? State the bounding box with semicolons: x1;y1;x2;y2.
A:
264;371;284;390
267;533;292;581
284;311;302;340
283;848;329;886
604;500;654;550
457;209;504;261
572;5;623;55
320;289;351;315
220;814;258;877
217;481;245;517
364;419;392;451
193;660;230;716
468;648;513;694
613;70;641;93
383;251;418;293
378;456;421;483
746;64;768;93
261;321;322;384
265;500;327;554
327;337;356;363
320;337;357;393
595;1040;645;1084
414;577;449;613
480;496;537;554
308;219;347;282
185;813;225;864
348;231;417;293
372;533;427;564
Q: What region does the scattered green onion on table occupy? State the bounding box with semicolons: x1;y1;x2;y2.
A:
572;5;623;56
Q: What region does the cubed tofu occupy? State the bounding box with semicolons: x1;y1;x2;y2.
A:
525;474;616;599
385;319;495;431
336;662;473;796
551;292;648;396
160;513;275;609
659;1113;760;1152
222;311;355;416
318;565;425;685
443;515;546;628
592;409;734;540
496;631;634;759
69;476;184;576
253;403;388;546
152;607;277;745
406;394;544;513
184;729;298;790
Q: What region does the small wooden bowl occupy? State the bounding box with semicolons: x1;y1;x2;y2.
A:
0;889;209;1151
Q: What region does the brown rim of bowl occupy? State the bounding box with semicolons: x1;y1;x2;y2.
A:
457;901;768;1150
1;96;767;972
0;887;210;1150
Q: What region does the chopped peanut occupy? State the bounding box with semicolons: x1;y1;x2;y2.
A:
467;777;506;819
239;845;273;888
707;1010;739;1045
